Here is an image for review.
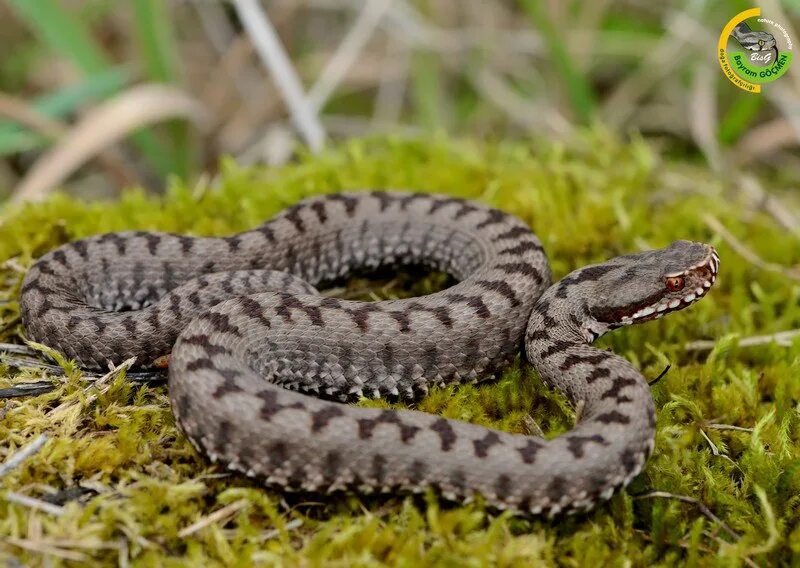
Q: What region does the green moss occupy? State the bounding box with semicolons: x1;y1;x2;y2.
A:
0;133;798;566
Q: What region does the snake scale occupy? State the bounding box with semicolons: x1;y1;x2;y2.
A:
20;191;719;516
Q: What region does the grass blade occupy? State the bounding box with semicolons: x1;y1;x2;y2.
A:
719;96;764;144
132;0;191;178
0;68;129;156
411;50;446;130
7;0;108;74
517;0;596;124
132;0;180;83
8;0;182;178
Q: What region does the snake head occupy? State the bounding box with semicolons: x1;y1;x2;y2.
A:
747;32;777;51
586;240;719;327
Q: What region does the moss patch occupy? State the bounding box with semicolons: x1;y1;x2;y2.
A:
1;133;798;566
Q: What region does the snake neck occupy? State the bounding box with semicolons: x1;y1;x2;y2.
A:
524;284;657;475
732;22;753;42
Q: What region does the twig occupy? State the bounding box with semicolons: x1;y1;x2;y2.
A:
307;0;392;111
47;358;137;418
733;118;799;166
703;214;800;281
115;524;156;550
257;518;303;542
177;499;249;538
737;174;800;239
0;434;48;478
310;0;545;55
606;10;715;128
688;61;721;171
373;37;409;124
468;67;572;135
118;536;130;568
0;353;63;374
685;329;800;351
0;342;166;378
633;490;740;542
0;257;27;273
699;429;740;469
0;92;65;139
572;0;611;69
4;491;65;516
0;373;166;400
649;364;671;386
232;0;326;151
3;538;89;562
522;415;545;438
706;423;754;433
237;124;296;167
322;114;422;138
0;342;36;356
240;0;390;160
0;382;58;399
192;0;238;53
201;33;259;112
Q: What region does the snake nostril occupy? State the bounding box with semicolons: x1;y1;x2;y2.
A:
696;266;711;279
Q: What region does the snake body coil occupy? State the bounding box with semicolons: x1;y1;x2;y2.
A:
20;191;719;515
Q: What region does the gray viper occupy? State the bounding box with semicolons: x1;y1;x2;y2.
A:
19;191;719;516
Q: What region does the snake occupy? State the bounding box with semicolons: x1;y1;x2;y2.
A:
19;191;719;516
731;22;777;53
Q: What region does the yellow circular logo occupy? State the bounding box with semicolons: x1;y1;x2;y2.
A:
718;8;793;93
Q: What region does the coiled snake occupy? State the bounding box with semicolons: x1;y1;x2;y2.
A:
20;191;719;516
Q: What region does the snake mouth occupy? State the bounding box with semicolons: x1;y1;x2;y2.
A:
615;248;719;325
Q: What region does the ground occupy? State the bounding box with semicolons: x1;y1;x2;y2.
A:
0;134;798;566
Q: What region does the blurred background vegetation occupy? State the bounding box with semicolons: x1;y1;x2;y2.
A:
0;0;798;204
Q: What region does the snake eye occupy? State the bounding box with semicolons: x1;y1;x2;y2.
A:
666;276;685;292
759;39;765;46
